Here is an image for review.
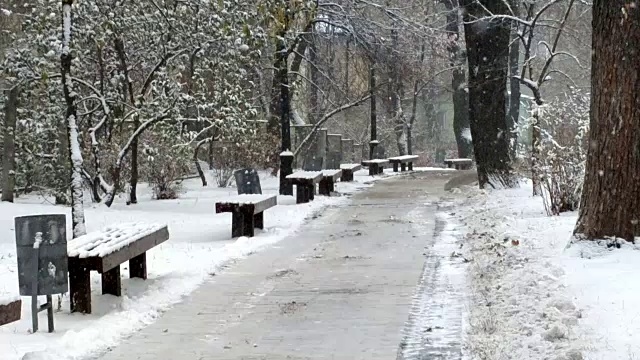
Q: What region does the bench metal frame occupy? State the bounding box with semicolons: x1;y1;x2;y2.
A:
68;226;170;314
216;195;277;238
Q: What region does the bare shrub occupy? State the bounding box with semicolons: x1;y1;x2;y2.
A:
140;132;191;200
534;89;589;215
210;131;279;187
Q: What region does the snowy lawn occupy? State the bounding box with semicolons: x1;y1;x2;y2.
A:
0;168;409;360
458;182;640;360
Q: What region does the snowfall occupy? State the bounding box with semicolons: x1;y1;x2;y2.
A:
457;182;640;360
2;170;639;360
0;168;392;360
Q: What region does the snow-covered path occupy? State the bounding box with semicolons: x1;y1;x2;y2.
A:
89;171;467;360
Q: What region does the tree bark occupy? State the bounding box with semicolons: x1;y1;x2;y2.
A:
194;143;207;187
61;0;86;237
1;86;18;202
368;62;378;160
574;0;640;241
508;16;521;158
462;0;515;188
441;0;472;159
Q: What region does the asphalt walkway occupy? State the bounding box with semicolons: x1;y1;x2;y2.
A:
94;170;466;360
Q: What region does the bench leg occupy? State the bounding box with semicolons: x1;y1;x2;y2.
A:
296;185;306;204
307;184;315;201
130;252;147;280
408;162;413;171
377;166;384;175
401;163;407;172
319;178;330;196
328;179;335;193
232;211;245;237
343;170;354;182
369;164;377;176
393;163;399;172
254;212;264;230
102;266;122;296
69;258;92;314
242;208;255;237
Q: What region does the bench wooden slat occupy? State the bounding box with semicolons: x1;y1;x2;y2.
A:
216;195;277;214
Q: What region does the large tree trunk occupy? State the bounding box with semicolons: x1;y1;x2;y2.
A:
574;0;640;241
61;0;86;238
1;86;18;202
462;0;515;188
441;0;472;159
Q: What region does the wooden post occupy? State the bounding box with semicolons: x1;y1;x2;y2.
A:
393;162;399;172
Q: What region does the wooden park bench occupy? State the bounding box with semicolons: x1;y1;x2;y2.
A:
67;223;170;314
388;155;419;172
216;194;277;238
0;297;21;326
444;158;474;170
361;159;389;176
319;169;342;196
286;171;323;204
340;163;362;182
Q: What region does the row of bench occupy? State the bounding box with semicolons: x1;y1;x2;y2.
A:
63;165;362;314
34;156;475;315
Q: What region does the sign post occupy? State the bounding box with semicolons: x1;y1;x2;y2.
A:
15;214;68;333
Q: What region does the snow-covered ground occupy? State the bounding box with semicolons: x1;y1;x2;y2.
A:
458;182;640;360
0;168;408;360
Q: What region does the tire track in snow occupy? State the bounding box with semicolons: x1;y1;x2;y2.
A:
396;205;467;360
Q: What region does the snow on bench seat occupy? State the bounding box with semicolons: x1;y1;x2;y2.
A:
322;169;342;177
217;194;277;205
444;158;473;163
340;163;362;170
389;155;419;161
68;223;167;258
362;159;390;164
286;171;323;182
